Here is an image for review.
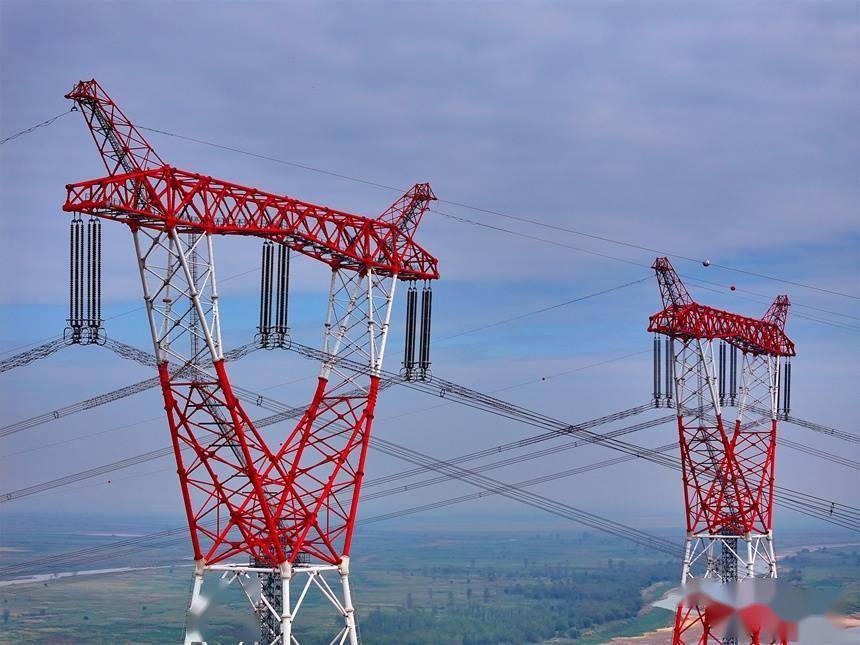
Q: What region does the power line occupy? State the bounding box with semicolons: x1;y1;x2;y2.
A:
0;341;257;438
436;208;860;330
3;107;856;321
3;394;857;575
5;349;857;533
0;338;69;373
4;426;856;578
0;109;74;146
0;272;657;440
0;441;682;579
138;123;859;301
4;332;857;511
437;277;650;342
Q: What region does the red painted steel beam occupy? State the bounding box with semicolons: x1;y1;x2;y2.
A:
648;258;794;357
649;303;795;357
63;167;439;280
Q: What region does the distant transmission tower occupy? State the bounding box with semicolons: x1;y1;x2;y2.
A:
648;258;794;645
63;79;439;644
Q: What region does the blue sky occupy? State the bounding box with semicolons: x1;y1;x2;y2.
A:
0;2;857;534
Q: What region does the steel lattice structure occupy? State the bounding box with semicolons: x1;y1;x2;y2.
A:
62;79;439;644
648;258;795;645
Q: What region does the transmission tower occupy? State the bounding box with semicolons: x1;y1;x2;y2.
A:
62;79;439;644
648;258;795;644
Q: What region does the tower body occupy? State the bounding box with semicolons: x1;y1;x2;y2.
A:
63;79;439;643
648;259;794;644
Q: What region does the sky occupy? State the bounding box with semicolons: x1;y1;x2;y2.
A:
0;1;858;543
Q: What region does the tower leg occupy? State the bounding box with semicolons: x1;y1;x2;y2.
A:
680;535;693;583
339;557;359;645
766;533;778;578
745;536;755;579
184;563;206;645
281;563;293;645
184;562;361;644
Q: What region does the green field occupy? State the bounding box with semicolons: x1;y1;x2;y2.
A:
2;520;857;644
1;525;678;644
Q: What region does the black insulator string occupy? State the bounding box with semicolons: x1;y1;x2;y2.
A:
403;284;417;375
276;244;289;335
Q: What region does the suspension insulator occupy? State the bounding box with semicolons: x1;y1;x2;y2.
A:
782;357;791;417
76;218;84;330
274;243;290;344
403;284;418;378
258;240;274;345
729;344;738;405
94;217;102;331
85;217;103;341
68;216;85;342
68;217;76;328
718;342;726;406
652;335;661;406
418;283;433;378
664;337;674;404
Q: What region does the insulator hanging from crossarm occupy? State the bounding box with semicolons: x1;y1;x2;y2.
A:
257;240;274;346
664;337;674;405
76;216;84;332
781;357;791;418
85;216;103;342
88;217;94;329
274;243;290;346
729;344;738;405
718;341;726;405
418;281;433;380
67;215;85;343
402;283;418;379
68;216;76;332
652;335;662;406
95;217;101;331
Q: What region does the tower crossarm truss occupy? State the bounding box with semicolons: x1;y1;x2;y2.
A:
648;259;795;358
62;79;439;644
65;79;165;176
64;166;438;281
648;258;795;645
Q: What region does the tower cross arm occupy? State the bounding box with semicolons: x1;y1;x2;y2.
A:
648;303;795;356
65;79;165;176
63;166;440;281
647;256;794;357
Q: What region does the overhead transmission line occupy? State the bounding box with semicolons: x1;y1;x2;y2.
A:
0;273;650;381
4;343;858;535
6;426;859;578
0;109;74;146
0;340;258;439
0;402;652;502
3;108;857;316
8;394;858;532
1;423;672;576
0;441;683;579
16;107;810;318
0;338;69;373
3;336;858;499
3;369;859;574
0;417;685;576
6;411;860;578
131;123;860;302
2;100;854;580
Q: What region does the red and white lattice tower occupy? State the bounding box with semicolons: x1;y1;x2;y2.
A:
648;258;795;645
62;79;439;644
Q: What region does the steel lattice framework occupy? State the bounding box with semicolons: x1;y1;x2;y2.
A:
62;79;439;644
648;258;795;645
